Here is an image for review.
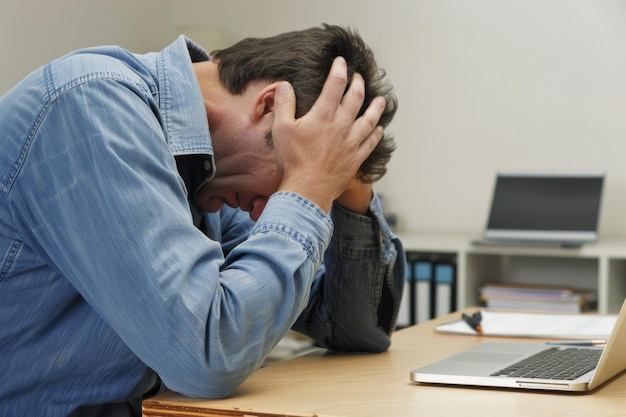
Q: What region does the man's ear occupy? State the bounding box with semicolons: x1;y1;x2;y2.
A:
249;82;280;122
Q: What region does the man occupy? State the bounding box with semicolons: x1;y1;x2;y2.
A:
0;24;403;416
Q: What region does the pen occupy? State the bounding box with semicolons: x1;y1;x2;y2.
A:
461;312;483;333
545;340;607;346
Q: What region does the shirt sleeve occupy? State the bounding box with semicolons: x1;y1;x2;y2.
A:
11;76;332;398
292;194;406;352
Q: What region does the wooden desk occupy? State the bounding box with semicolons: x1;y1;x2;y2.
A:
143;311;626;417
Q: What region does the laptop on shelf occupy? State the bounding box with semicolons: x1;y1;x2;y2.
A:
410;299;626;392
472;171;605;248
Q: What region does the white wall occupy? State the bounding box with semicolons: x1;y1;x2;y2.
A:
168;0;626;237
0;0;172;94
4;1;626;237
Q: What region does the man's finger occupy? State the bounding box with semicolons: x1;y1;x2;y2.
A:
272;81;297;125
309;57;349;118
359;125;385;153
340;72;366;122
354;96;386;145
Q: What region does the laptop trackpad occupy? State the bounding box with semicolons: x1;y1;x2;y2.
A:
417;343;544;376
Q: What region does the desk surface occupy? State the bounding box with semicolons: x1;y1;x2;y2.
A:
143;310;626;417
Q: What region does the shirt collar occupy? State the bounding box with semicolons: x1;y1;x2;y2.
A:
156;35;215;188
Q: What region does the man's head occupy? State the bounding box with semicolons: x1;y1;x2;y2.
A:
210;23;398;183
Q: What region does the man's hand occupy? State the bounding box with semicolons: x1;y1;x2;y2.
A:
271;57;385;214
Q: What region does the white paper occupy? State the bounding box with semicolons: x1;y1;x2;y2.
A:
435;310;617;339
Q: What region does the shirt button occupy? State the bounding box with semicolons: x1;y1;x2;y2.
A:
203;160;212;172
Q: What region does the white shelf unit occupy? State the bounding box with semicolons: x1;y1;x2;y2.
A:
398;232;626;314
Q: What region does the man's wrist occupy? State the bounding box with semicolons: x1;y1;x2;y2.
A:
334;181;373;215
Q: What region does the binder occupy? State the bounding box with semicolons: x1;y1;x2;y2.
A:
399;251;457;326
396;259;413;328
414;259;433;323
433;260;456;318
405;251;424;325
398;252;432;327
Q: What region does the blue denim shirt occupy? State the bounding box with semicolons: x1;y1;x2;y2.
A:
0;36;405;416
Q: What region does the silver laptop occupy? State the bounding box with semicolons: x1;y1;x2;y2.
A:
410;298;626;392
472;171;604;248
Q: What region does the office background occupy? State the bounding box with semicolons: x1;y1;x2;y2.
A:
3;0;626;237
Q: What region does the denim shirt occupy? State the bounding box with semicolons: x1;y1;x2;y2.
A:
0;36;405;416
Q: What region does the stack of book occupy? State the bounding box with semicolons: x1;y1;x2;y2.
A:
478;283;597;313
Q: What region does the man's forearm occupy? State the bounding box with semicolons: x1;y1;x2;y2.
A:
293;196;405;352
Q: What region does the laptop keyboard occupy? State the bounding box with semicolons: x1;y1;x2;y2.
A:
490;347;602;380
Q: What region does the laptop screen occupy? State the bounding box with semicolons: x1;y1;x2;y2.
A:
484;172;604;245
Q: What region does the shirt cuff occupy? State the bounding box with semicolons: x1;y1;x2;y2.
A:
331;192;397;263
250;191;333;264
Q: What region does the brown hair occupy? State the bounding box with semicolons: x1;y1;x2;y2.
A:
210;23;398;183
